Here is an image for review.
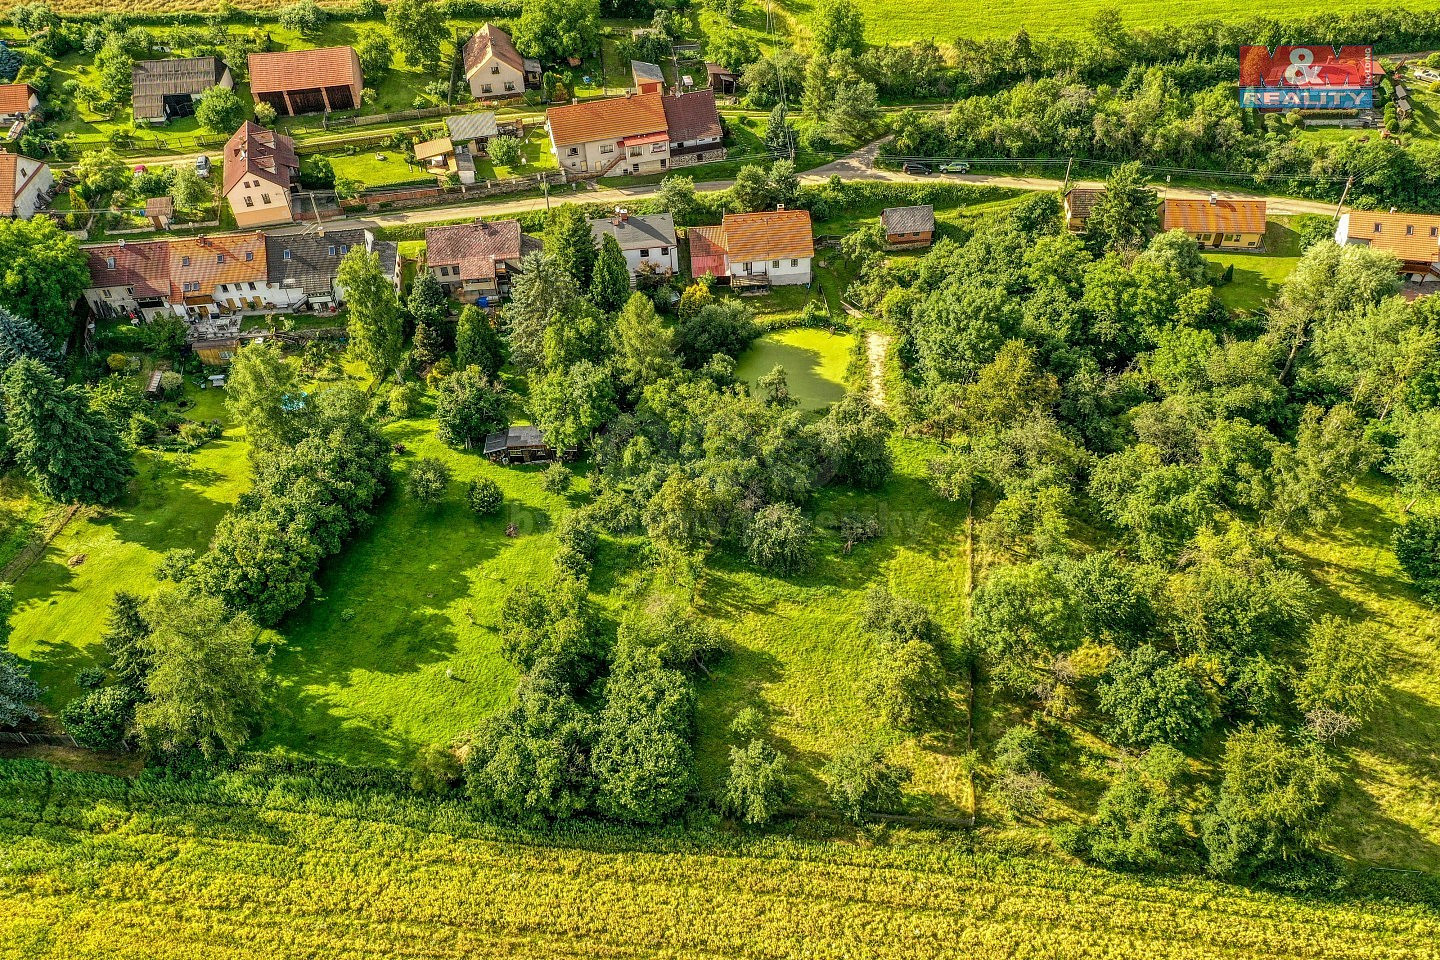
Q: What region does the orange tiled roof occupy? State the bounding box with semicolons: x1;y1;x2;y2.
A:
248;47;361;95
721;209;814;263
1347;210;1440;262
547;92;667;147
463;23;524;77
168;233;268;299
0;150;45;218
1162;198;1267;236
0;83;37;115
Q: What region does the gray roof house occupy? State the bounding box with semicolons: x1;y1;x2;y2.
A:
264;228;397;306
446;111;500;145
589;211;679;280
484;425;559;463
132;56;232;123
880;204;935;249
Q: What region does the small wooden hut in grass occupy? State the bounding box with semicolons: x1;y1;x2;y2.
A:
483;425;559;464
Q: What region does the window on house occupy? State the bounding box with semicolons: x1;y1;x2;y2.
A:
328;245;336;256
491;65;501;74
482;84;493;94
219;284;227;293
283;249;292;260
660;247;669;255
261;194;271;204
217;254;225;264
791;259;799;267
106;256;115;269
182;256;191;266
772;259;780;268
567;147;579;157
651;143;665;153
600;145;613;154
639;248;649;258
1432;227;1438;238
504;81;515;92
245;251;254;262
248;282;256;291
103;289;111;298
1374;223;1383;233
244;196;254;207
1407;224;1416;236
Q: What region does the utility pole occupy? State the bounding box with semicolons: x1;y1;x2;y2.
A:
1061;156;1073;194
1333;175;1354;221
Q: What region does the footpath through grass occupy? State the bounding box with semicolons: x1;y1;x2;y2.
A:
4;757;1439;960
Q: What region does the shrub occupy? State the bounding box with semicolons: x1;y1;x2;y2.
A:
76;666;107;689
409;743;461;793
406;456;451;505
541;461;572;494
824;744;911;822
488;134;524;168
721;738;789;825
59;687;133;752
106;353;129;372
467;477;503;516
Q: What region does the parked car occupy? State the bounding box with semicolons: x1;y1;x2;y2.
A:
195;155;211;177
938;161;971;174
901;162;931;175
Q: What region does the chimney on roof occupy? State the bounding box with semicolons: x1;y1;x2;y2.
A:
776;203;785;211
615;207;629;223
1209;192;1218;205
118;239;126;247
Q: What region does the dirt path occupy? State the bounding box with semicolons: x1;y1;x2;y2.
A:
865;331;890;408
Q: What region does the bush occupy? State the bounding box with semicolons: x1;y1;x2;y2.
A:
409;743;461;793
106;353;129;372
467;477;503;516
1394;515;1440;602
824;744;911;822
721;738;789;825
541;461;572;494
745;503;813;574
488;134;524;168
59;687;133;751
76;666;107;689
406;456;451;505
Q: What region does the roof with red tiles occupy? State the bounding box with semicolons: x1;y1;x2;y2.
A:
462;23;524;77
687;224;728;279
85;240;173;298
424;219;524;281
0;84;37;115
721;209;814;263
222;121;299;195
167;233;268;299
248;46;361;95
547;92;668;147
662;90;722;143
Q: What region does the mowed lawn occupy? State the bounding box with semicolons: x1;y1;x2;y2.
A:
7;387;249;708
253;417;568;763
1203;220;1304;314
734;328;853;411
776;0;1396;43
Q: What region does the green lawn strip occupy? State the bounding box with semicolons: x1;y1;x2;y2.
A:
734;328;853;411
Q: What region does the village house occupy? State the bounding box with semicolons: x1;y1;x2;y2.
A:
80;229;390;333
414;136;458;179
547;92;671;177
662;89;725;168
1063;187;1104;231
1335;210;1440;282
423;219;535;306
444;112;503;184
0;150;52;220
0;83;40;127
589;210;678;280
1161;195;1267;250
461;23;540;100
484;425;560;465
546;89;724;177
222;121;300;228
688;208;814;287
248;47;362;116
265;228;399;310
881;204;935;250
131;56;232;124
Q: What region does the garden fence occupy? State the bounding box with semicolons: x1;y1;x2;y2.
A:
0;731;81;749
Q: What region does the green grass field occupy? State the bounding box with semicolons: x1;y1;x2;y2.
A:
1203;219;1303;313
774;0;1397;43
4;758;1440;960
734;328;854;411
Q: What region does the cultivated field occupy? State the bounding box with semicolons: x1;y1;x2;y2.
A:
4;759;1439;960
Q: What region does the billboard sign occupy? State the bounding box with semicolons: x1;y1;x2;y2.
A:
1239;45;1374;109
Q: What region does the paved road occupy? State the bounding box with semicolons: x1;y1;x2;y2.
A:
293;141;1336;232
